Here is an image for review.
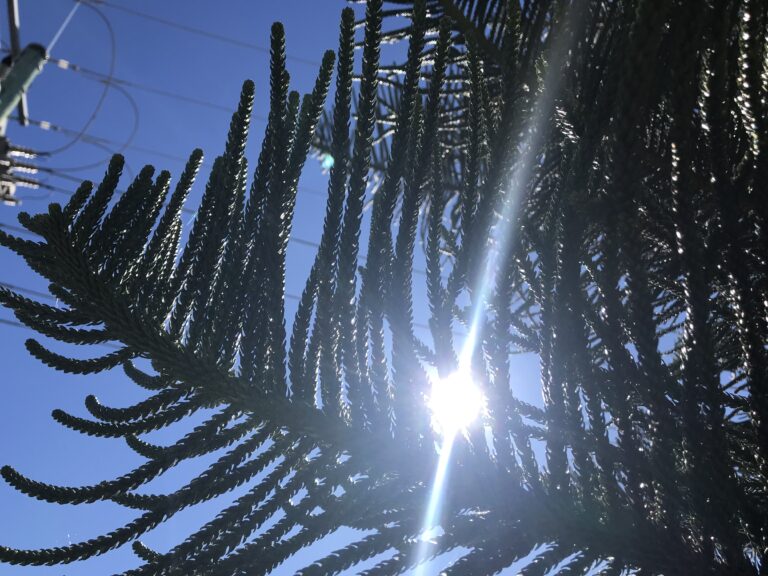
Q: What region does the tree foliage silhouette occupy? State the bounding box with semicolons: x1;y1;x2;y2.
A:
1;0;767;574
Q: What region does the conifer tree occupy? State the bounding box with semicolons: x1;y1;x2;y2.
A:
1;1;767;574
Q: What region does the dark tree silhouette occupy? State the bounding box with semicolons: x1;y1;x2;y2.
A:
1;0;767;574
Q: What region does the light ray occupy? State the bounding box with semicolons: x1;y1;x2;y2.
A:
411;3;583;573
413;432;455;576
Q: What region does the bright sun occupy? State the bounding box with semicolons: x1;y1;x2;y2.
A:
428;369;485;436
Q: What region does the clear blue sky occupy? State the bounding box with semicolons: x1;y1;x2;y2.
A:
0;2;544;574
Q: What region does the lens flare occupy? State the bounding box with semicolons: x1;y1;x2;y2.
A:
413;369;483;574
413;433;455;576
413;3;579;570
428;369;485;436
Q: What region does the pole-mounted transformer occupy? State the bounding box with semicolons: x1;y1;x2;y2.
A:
0;43;46;132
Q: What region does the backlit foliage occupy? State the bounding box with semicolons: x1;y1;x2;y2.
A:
1;0;767;573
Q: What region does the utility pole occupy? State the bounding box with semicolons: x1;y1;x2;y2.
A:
5;0;27;126
0;0;45;205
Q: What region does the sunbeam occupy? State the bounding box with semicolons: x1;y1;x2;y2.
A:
413;432;455;576
411;3;583;573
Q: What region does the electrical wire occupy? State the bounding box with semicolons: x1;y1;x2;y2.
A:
88;0;322;68
0;2;439;344
0;223;320;316
28;169;323;221
0;316;29;330
45;82;140;173
3;152;420;277
0;222;41;238
21;117;327;200
11;190;52;202
0;281;121;349
0;274;443;337
0;280;55;302
0;218;431;289
33;167;83;185
34;163;138;188
47;1;82;53
19;182;79;202
0;210;324;302
0;214;329;252
21;116;208;168
0;272;442;336
0;47;264;122
0;0;416;282
47;54;264;119
39;1;116;156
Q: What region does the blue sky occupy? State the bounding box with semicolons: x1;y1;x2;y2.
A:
0;2;544;574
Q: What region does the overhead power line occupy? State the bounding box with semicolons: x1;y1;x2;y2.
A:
0;280;125;347
4;46;269;133
0;316;31;330
0;272;442;337
0;272;446;341
88;0;323;68
0;218;329;270
23;116;207;167
45;81;140;172
45;53;265;120
0;219;328;272
0;221;43;238
1;189;430;276
21;118;326;199
42;0;116;156
0;2;321;202
0;280;54;301
46;0;81;54
0;219;432;311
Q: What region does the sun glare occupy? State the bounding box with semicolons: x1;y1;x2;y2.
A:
428;369;485;436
